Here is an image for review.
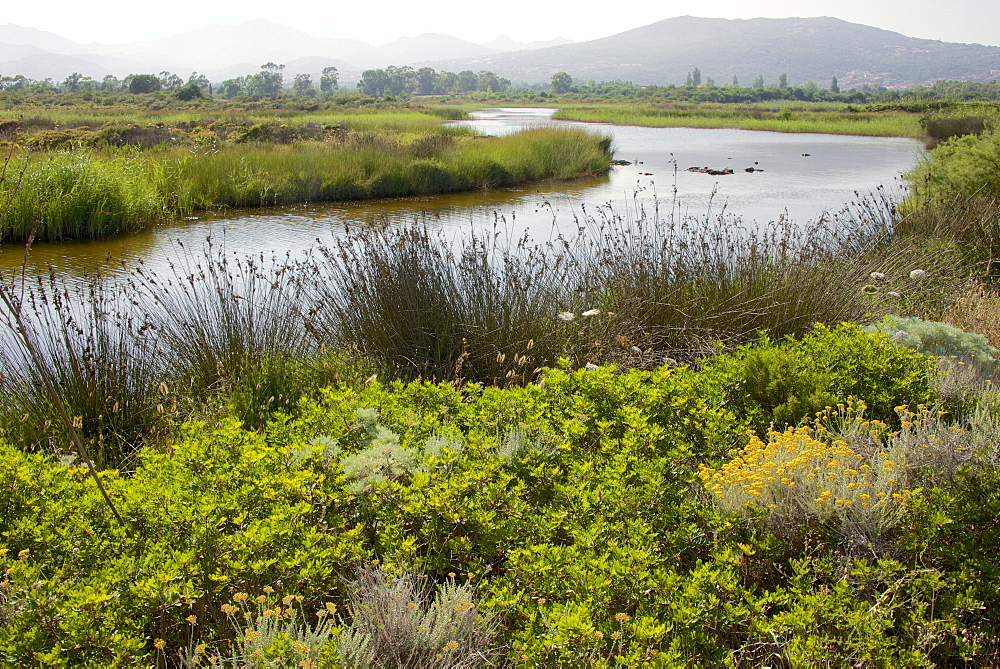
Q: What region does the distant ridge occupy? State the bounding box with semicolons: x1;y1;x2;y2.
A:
431;16;1000;88
1;17;998;88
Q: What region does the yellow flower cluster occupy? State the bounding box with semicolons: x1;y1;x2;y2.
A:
699;425;914;534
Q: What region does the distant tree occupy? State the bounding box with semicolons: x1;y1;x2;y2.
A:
174;81;203;101
732;75;739;86
415;67;437;94
159;71;183;91
126;74;162;94
188;72;212;94
293;73;315;96
830;76;840;94
436;70;458;93
753;75;765;89
0;74;30;91
685;72;693;86
779;73;788;88
550;71;572;94
61;72;84;93
385;66;415;96
692;67;702;86
458;70;479;93
477;70;500;92
98;74;121;93
320;66;339;94
705;76;715;88
218;77;245;98
247;63;284;97
357;69;389;96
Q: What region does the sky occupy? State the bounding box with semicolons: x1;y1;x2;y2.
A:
6;0;1000;48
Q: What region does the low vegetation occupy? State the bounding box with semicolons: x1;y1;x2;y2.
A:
4;92;1000;664
2;324;1000;664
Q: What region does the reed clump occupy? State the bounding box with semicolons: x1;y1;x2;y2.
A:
0;269;166;469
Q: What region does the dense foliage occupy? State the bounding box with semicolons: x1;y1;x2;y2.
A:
3;323;999;665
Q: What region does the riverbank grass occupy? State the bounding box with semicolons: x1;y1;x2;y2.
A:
0;126;612;242
553;103;923;137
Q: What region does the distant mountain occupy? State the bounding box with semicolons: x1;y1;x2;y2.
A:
3;17;999;89
0;20;504;81
483;35;574;52
0;24;91;55
376;34;497;65
431;16;1000;88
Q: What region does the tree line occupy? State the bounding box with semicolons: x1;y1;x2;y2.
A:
355;66;511;96
544;71;1000;105
4;61;1000;106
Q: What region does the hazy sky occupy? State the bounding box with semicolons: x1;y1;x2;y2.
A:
7;0;1000;47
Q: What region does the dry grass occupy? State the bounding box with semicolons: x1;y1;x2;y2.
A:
945;282;1000;348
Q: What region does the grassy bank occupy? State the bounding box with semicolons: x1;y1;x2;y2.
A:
0;126;612;242
552;102;924;137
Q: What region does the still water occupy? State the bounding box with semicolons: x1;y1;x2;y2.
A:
0;108;923;279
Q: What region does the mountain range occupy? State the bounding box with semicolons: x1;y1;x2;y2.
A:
1;17;999;89
434;16;1000;89
0;21;573;84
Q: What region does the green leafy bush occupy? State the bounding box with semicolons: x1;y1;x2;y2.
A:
907;129;1000;203
707;323;936;433
0;336;994;665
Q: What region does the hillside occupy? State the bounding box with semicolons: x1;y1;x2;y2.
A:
430;16;1000;88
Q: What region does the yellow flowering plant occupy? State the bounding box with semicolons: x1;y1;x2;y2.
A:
699;424;915;540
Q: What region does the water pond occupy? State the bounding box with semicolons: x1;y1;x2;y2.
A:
0;108;923;279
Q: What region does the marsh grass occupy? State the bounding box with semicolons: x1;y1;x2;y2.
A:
0;127;612;241
0;151;164;241
553;104;922;138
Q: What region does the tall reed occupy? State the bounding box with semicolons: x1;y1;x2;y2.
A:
0;269;165;469
307;191;962;382
305;225;581;385
128;241;334;427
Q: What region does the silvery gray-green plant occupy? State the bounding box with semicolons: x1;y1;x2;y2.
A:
335;566;499;668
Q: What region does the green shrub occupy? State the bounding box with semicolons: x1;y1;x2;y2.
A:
0;326;992;665
907;129;1000;203
707;323;936;433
